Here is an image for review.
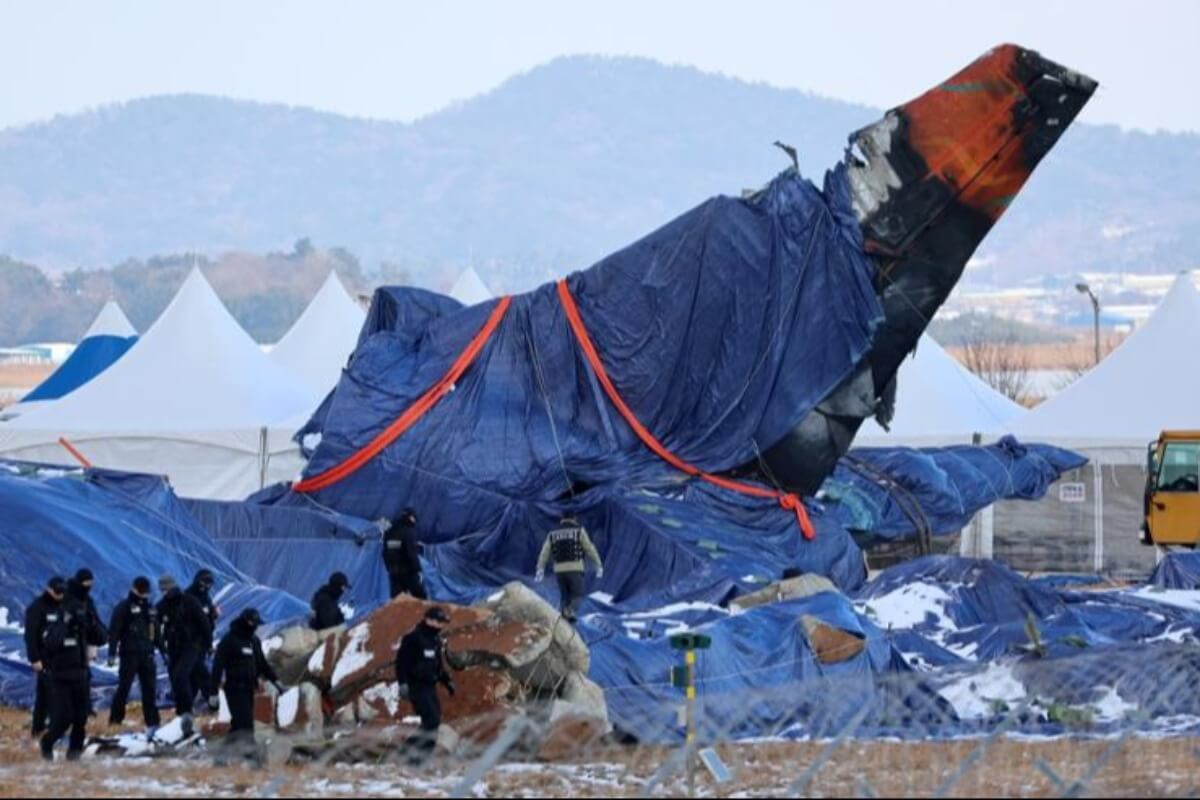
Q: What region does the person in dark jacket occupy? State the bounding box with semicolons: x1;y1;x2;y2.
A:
185;569;219;714
156;574;212;726
107;576;161;728
67;568;106;716
382;510;427;599
23;576;67;738
535;516;604;623
394;606;456;764
39;584;106;760
310;572;351;631
209;608;279;762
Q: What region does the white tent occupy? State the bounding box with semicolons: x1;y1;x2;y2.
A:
996;273;1200;575
84;301;137;339
1011;272;1200;463
0;269;322;499
855;334;1024;446
449;268;494;305
269;272;365;395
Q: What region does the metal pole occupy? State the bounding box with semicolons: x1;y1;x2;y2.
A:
686;648;696;798
1091;296;1101;366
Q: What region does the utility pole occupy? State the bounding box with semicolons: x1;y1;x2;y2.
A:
1075;282;1101;365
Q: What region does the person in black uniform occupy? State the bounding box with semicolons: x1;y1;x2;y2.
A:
382;510;427;600
394;606;456;764
39;581;106;760
310;572;351;631
209;608;280;762
156;573;212;728
107;576;161;728
185;569;220;712
24;576;67;738
66;568;106;716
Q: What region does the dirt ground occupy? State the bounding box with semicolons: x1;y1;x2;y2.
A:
1;707;1198;798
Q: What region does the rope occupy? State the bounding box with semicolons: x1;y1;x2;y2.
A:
524;321;575;499
841;454;934;556
294;297;512;493
555;279;815;541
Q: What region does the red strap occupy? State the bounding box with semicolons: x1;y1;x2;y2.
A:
556;280;815;540
294;296;513;494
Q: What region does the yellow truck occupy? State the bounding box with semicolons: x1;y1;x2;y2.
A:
1142;430;1200;547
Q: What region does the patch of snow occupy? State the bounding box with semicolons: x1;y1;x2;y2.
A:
486;590;505;603
261;635;283;657
1092;685;1137;722
1130;587;1200;613
277;687;300;727
152;716;187;745
589;591;614;604
622;601;727;619
332;622;373;687
361;681;401;717
0;607;19;631
1147;625;1194;644
939;661;1025;719
857;582;958;631
339;602;355;620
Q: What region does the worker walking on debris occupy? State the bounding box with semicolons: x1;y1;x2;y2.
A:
310;571;351;631
37;575;106;760
535;516;604;623
383;509;427;600
107;576;161;729
394;606;456;765
156;573;212;732
24;576;68;739
209;607;280;765
186;569;220;712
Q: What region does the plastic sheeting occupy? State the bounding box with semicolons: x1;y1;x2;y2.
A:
21;335;137;404
1150;552;1200;589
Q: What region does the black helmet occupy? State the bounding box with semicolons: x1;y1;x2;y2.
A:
194;568;215;587
74;568;95;585
330;571;352;590
239;608;263;627
47;576;67;595
132;576;152;594
424;606;450;624
398;509;417;527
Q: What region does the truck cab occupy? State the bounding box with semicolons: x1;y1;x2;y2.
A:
1143;430;1200;547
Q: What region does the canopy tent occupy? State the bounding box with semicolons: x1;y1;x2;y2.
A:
855;335;1024;446
1011;273;1200;463
4;301;138;419
268;272;366;395
447;267;494;306
0;269;322;500
993;273;1200;577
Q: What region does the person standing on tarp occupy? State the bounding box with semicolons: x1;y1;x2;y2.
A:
310;572;351;631
394;606;456;765
67;568;106;717
24;576;67;739
38;577;106;761
107;576;161;730
535;516;604;623
382;510;427;600
186;569;220;712
209;607;280;765
156;574;211;733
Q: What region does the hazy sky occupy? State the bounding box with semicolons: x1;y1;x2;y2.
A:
4;0;1198;133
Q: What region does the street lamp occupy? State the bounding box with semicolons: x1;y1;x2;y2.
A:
1075;282;1101;366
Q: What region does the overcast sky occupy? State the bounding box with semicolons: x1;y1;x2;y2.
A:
4;0;1198;133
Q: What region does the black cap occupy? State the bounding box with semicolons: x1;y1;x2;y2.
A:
132;576;152;593
47;576;67;594
194;568;214;585
397;509;417;527
424;606;450;624
239;608;263;626
74;568;94;584
330;572;351;589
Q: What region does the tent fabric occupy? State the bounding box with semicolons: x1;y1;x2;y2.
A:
269;272;366;395
1011;273;1200;463
0;269;322;499
448;267;494;306
297;166;883;529
1149;552;1200;589
855;335;1024;446
18;300;138;405
827;437;1087;543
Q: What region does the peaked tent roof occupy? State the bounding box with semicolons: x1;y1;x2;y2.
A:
269;272;365;394
18;301;139;405
1011;272;1200;459
855;334;1024;446
6;269;320;431
448;267;494;306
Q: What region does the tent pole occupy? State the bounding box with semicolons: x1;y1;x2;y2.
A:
259;426;269;490
1092;463;1104;572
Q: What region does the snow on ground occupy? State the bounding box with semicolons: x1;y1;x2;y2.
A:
1130;587;1200;613
938;661;1025;719
856;582;959;631
360;681;401;717
1092;685;1138;723
0;607;18;631
331;623;372;687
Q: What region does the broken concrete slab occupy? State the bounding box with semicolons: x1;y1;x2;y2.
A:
730;573;838;613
